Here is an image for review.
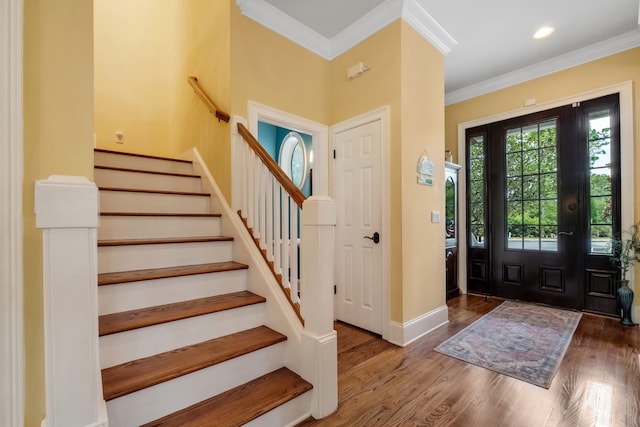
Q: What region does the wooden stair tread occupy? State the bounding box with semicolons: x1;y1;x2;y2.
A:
102;326;287;401
95;165;200;178
141;367;312;427
98;186;210;197
100;212;221;217
99;291;264;336
98;261;248;286
98;236;233;247
95;148;193;164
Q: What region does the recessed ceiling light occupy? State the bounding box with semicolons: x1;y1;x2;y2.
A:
533;26;555;40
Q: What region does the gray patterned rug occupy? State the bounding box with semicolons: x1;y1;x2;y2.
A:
435;300;582;388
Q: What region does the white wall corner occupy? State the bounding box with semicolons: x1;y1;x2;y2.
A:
388;305;449;347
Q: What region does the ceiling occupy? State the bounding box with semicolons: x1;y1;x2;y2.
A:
237;0;640;104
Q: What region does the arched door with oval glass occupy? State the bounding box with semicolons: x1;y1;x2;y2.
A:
279;131;307;189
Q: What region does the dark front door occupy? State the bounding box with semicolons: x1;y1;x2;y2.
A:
466;94;621;315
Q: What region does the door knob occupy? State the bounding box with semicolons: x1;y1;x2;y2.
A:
364;232;380;244
558;231;574;236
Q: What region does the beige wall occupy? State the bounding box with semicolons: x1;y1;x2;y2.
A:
23;0;94;425
399;22;446;321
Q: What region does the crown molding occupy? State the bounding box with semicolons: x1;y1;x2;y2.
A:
445;29;640;105
236;0;456;60
236;0;332;59
402;0;457;55
330;0;403;59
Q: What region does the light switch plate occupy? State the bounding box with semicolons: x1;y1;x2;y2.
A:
431;211;441;223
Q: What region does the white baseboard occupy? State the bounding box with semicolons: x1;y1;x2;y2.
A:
387;305;449;347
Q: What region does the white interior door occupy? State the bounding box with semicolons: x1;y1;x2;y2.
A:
334;120;383;334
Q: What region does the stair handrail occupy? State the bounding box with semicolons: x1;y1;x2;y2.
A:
237;123;306;208
188;76;230;123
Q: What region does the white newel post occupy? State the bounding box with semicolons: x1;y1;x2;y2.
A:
35;176;108;427
300;196;338;419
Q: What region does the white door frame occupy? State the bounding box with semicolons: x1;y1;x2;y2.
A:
1;0;24;425
247;101;329;197
330;106;391;340
456;82;635;302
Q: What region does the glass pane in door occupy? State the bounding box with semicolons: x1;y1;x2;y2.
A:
469;135;486;247
505;120;558;251
587;110;613;254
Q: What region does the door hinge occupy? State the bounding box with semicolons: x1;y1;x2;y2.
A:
334;285;337;294
333;149;336;159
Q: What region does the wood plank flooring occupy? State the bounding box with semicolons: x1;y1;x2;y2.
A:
298;295;640;427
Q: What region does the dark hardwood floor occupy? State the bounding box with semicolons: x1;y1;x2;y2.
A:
298;294;640;427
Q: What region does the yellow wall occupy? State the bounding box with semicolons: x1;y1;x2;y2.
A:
23;0;94;425
168;0;232;200
94;0;233;199
94;0;172;155
328;22;403;320
230;2;330;123
399;22;446;321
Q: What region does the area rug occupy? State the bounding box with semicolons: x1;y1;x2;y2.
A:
435;300;582;388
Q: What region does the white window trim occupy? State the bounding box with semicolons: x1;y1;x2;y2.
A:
1;0;24;425
456;81;635;298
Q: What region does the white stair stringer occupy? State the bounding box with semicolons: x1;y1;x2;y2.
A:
95;167;202;192
98;215;221;240
105;342;286;427
95;150;194;175
99;303;266;369
97;240;234;273
98;269;248;315
99;189;211;214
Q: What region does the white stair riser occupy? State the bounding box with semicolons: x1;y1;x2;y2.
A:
105;343;286;427
95;168;202;193
100;190;210;214
98;269;248;315
98;241;234;274
98;216;221;240
100;304;266;369
95;152;194;175
244;391;312;427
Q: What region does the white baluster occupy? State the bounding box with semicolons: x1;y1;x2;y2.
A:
281;194;290;291
290;202;299;304
273;184;282;276
247;151;254;228
266;174;274;261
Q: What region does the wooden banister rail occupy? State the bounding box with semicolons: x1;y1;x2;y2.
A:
237;122;306;208
188;76;230;123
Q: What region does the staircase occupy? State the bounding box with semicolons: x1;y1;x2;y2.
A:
94;148;313;426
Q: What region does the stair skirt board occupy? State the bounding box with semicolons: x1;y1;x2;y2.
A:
98;215;221;240
98;269;248;315
95;150;194;175
97;240;234;274
94;168;202;193
104;343;286;427
99;303;266;368
99;190;211;214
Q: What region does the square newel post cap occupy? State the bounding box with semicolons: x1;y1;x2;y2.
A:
302;196;336;226
35;175;99;229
